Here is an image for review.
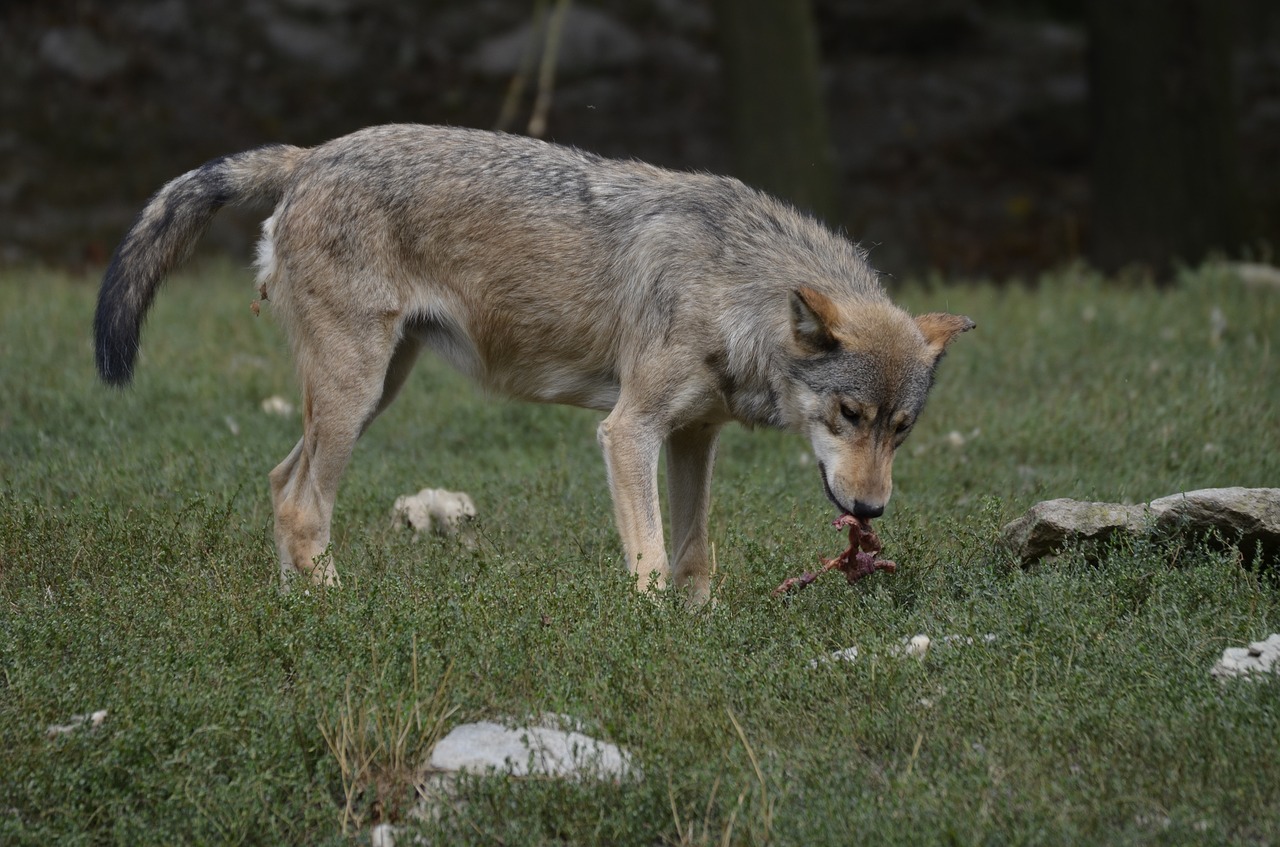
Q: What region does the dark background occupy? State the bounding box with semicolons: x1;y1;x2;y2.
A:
2;0;1277;280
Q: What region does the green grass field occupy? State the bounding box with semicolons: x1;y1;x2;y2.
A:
1;261;1278;845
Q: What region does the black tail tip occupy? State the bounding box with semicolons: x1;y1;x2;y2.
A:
94;337;138;387
94;290;141;386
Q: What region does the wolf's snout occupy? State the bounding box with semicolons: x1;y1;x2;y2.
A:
819;462;889;518
851;500;884;519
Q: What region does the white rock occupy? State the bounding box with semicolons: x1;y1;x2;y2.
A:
393;488;477;542
428;719;638;781
810;633;995;668
369;820;434;847
46;708;108;738
1226;261;1280;289
809;645;860;668
939;633;998;646
1211;633;1280;681
885;634;933;658
260;395;295;416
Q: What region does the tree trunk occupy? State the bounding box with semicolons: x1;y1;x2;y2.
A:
712;0;839;223
1087;0;1245;276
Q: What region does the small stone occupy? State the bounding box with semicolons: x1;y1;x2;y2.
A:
1211;633;1280;681
1226;261;1280;290
393;488;477;543
810;633;992;668
427;719;638;781
46;709;108;738
809;645;860;668
905;634;931;657
260;395;295;416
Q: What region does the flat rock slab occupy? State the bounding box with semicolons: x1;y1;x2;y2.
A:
1001;499;1145;564
428;719;638;781
1148;488;1280;559
371;717;639;846
1002;488;1280;565
1212;633;1280;682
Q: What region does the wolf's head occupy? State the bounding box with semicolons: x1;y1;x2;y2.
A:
781;287;974;519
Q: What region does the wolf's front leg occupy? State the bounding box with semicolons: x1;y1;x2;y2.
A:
666;422;721;607
597;409;668;592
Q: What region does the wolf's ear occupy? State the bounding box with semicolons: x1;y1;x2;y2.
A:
790;287;841;353
915;312;976;359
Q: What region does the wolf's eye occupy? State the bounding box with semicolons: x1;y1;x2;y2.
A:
840;404;862;426
895;420;913;435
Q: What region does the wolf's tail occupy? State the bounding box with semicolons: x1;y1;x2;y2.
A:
94;143;306;386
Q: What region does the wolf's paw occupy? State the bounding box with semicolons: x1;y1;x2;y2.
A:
278;556;341;592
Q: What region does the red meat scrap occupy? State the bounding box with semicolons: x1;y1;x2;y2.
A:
771;514;897;597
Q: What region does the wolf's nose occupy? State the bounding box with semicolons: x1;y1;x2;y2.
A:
852;501;884;519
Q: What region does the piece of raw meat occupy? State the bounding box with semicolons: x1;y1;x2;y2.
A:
771;514;897;597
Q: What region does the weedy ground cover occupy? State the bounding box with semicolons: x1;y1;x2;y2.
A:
1;262;1277;844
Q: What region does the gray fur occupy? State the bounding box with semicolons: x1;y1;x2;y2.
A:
94;124;973;602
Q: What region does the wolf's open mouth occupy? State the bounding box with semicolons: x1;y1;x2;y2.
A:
817;461;854;516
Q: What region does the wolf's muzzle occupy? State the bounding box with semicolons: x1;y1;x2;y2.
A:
818;461;886;519
851;500;884;519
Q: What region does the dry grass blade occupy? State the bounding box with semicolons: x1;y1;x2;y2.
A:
320;651;457;834
725;707;774;845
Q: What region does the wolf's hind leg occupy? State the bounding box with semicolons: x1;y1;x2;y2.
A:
366;336;421;431
666;422;721;607
269;319;403;588
597;407;668;592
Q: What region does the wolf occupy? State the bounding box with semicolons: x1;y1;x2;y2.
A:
95;124;973;603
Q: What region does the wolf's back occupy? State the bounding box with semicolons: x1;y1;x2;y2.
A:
94;144;305;386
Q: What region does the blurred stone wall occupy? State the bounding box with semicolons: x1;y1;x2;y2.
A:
2;0;1277;278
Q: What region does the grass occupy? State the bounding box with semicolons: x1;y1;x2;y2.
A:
1;259;1278;845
